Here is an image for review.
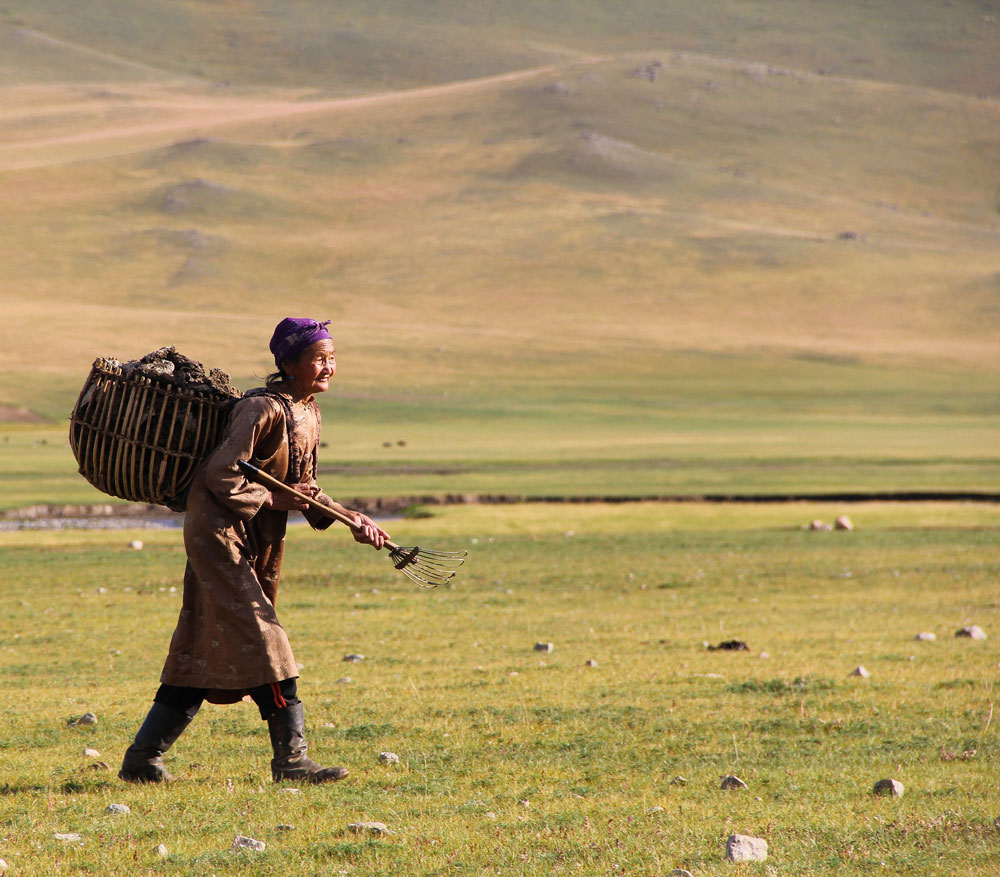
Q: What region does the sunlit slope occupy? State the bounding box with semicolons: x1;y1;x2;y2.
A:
2;0;998;96
1;52;998;418
0;3;998;499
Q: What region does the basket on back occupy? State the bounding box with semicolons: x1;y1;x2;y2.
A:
69;351;241;510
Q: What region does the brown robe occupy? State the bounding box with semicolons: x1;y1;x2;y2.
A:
159;386;335;700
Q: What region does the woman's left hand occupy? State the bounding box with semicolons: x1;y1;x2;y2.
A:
350;513;389;549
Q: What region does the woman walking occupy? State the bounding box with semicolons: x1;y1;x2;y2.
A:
119;317;388;784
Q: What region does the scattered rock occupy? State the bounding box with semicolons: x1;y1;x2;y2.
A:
669;776;687;786
956;625;987;640
809;519;833;531
231;835;266;852
726;833;768;862
128;540;144;550
518;799;530;808
279;788;301;795
68;712;98;727
347;822;392;836
534;642;554;653
708;640;748;651
155;844;169;857
275;824;295;832
105;803;130;815
343;653;365;662
584;659;598;667
0;858;9;873
915;632;936;641
54;833;82;843
721;775;748;790
485;811;497;820
669;871;694;877
83;748;101;758
873;778;904;797
335;677;353;684
834;515;853;531
850;666;871;678
378;751;400;765
86;761;111;771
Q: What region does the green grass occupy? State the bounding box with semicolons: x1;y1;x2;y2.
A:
0;502;998;874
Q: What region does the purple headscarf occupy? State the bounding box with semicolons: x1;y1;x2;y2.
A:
269;317;333;368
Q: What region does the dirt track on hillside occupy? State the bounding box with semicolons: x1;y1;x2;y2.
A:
0;58;602;172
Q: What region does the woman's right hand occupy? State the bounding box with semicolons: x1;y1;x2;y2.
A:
263;484;318;512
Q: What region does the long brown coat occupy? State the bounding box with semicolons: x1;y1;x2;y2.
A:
159;387;334;700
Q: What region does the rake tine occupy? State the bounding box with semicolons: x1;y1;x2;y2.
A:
399;564;446;589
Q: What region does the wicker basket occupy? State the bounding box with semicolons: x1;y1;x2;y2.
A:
69;356;240;510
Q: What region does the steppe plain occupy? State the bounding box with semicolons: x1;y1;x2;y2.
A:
0;2;998;874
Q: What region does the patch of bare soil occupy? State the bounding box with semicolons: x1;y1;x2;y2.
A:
0;405;45;423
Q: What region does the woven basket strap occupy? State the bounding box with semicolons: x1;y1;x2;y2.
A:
246;390;320;484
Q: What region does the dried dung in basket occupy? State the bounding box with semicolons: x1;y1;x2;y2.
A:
69;347;241;510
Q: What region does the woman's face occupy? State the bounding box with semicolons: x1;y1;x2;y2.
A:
285;338;336;397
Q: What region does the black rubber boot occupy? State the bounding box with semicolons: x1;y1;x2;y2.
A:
118;702;193;783
267;702;348;783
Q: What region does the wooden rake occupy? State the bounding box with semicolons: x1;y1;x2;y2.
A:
238;460;467;588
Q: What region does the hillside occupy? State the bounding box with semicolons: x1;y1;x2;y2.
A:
0;1;997;500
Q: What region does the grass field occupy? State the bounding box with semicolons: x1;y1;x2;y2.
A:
1;503;998;875
0;7;998;872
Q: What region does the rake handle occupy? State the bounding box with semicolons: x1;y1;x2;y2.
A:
237;459;399;551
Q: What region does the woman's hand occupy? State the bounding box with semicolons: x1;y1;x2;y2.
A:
349;512;389;549
263;484;319;512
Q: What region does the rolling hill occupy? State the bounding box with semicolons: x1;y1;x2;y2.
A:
0;0;997;500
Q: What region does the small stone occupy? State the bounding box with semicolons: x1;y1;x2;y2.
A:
54;833;82;842
726;833;768;862
275;824;295;832
343;653;365;662
347;821;391;836
279;787;301;795
834;515;853;531
0;858;9;873
669;871;694;877
873;778;904;797
335;677;353;684
105;803;130;815
915;632;936;641
231;835;266;852
648;805;665;813
128;540;143;550
584;659;598;667
669;776;687;786
378;751;400;765
758;651;770;659
850;666;870;678
485;811;498;820
956;625;987;640
68;712;98;727
534;642;554;653
518;799;530;808
721;775;748;790
155;844;169;858
809;519;832;531
87;761;111;771
83;748;101;758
